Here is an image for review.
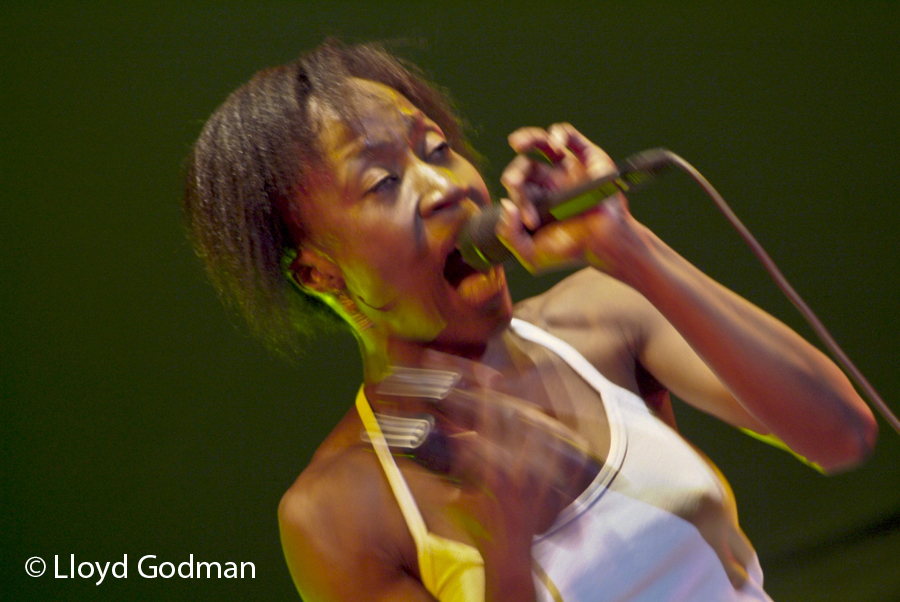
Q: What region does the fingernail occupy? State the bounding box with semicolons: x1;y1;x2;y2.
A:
500;198;517;219
528;206;540;230
505;171;523;187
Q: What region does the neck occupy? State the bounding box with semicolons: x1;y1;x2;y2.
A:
355;326;498;385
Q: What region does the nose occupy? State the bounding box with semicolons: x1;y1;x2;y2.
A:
416;166;467;220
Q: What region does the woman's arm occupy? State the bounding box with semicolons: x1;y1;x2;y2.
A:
279;435;543;602
497;123;877;473
278;451;441;602
625;228;876;471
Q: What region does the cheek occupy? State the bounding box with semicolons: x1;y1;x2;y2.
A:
341;255;449;339
340;250;423;309
340;259;395;309
335;209;420;297
385;303;448;341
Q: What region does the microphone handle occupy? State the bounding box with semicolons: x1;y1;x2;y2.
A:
458;148;673;271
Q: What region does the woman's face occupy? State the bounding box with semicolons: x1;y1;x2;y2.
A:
296;79;513;347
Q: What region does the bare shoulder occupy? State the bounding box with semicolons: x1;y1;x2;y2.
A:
278;444;424;601
514;267;660;347
513;268;669;401
515;268;655;330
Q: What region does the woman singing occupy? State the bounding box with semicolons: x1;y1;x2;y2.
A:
183;40;876;601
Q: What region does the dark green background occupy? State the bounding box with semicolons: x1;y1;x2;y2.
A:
4;2;898;600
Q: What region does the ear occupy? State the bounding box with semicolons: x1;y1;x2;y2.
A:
287;248;345;295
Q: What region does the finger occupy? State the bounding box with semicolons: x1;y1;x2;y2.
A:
499;154;532;193
547;123;616;179
500;152;559;188
500;206;599;275
496;199;540;272
508;127;568;163
500;155;544;229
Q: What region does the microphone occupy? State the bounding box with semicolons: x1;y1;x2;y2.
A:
457;148;674;270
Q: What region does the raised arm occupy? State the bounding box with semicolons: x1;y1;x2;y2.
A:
497;123;877;473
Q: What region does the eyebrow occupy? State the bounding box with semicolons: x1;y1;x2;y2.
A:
330;104;449;197
344;109;442;162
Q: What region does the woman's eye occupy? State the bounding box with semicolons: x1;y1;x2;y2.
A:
428;141;450;161
368;174;398;195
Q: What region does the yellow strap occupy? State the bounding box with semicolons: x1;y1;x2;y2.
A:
355;387;430;548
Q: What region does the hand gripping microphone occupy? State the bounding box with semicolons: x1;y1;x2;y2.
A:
457;148;674;271
459;145;900;441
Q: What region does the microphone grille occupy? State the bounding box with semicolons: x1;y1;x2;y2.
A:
457;204;512;271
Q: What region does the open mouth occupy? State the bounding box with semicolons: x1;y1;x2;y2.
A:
442;248;481;288
442;247;506;306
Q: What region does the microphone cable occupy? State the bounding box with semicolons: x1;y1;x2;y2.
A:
655;149;899;437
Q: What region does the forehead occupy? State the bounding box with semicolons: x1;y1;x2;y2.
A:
315;78;424;164
297;80;426;246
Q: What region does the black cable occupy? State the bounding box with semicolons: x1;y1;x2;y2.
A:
661;150;899;436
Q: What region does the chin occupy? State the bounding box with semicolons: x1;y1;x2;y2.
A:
440;294;514;350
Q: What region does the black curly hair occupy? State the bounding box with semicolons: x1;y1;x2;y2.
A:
183;40;480;354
